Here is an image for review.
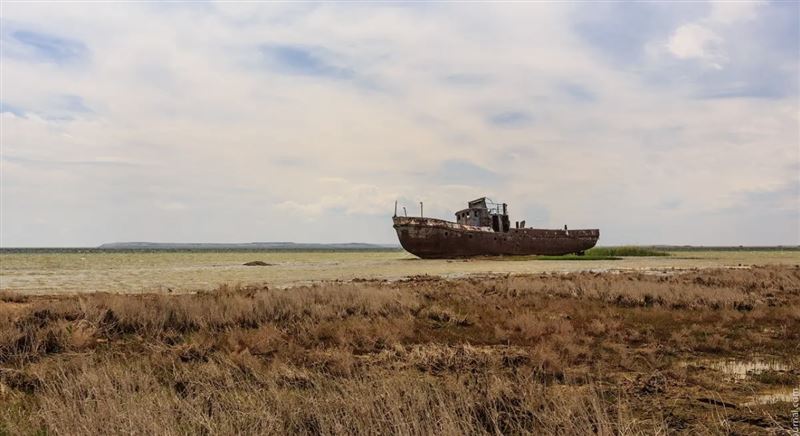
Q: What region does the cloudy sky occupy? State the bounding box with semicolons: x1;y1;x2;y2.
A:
1;1;798;246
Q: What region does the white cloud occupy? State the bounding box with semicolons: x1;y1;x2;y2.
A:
667;23;723;62
710;0;764;24
665;1;766;67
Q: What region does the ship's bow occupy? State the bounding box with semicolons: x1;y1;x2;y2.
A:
392;216;447;259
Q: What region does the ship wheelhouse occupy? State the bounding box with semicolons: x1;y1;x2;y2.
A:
455;197;510;232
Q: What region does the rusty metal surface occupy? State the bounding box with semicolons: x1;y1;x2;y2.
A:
393;216;599;259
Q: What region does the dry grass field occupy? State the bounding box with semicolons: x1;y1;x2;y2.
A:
0;265;798;434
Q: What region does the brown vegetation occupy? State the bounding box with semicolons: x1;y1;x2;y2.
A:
1;266;799;434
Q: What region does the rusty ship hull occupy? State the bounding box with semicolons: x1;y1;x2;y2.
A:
393;216;599;259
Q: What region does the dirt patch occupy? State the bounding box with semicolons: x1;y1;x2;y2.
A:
243;261;273;266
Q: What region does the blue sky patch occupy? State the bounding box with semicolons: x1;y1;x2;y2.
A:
57;95;91;113
10;30;88;64
0;101;26;117
442;73;490;86
487;111;533;128
560;83;596;102
260;44;353;80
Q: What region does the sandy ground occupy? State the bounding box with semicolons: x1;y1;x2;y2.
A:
1;250;799;294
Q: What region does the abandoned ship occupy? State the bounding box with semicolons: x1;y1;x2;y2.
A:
393;197;599;259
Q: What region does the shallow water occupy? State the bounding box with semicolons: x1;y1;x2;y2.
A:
692;358;790;380
1;250;798;294
682;357;798;408
743;389;797;406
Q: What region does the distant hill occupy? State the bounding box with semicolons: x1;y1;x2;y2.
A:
96;242;400;251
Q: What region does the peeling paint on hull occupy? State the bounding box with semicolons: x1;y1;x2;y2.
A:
393;216;599;259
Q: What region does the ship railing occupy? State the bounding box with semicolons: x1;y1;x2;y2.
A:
484;198;507;216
